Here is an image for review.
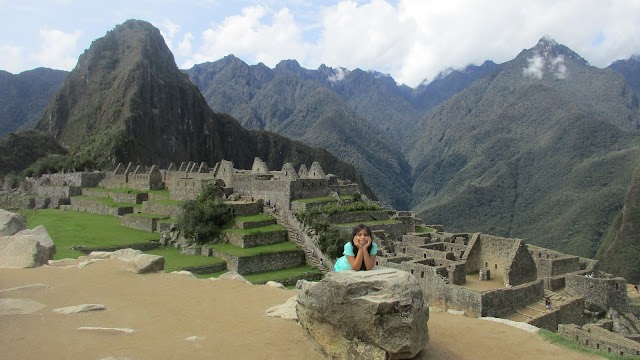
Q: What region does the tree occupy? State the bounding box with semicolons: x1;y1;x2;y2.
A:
177;182;233;244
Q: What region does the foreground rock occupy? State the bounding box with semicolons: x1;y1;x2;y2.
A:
109;249;164;274
0;226;57;269
0;209;26;236
296;267;429;359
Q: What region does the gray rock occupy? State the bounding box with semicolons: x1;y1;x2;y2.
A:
0;283;49;293
53;304;106;314
0;209;26;236
15;225;56;260
110;248;164;274
0;298;46;315
265;281;285;289
265;296;299;320
296;267;429;359
211;271;251;284
0;234;50;268
77;327;134;334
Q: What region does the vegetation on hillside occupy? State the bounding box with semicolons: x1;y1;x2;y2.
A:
0;130;68;180
177;183;232;244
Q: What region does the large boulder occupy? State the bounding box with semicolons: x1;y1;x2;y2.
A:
15;225;56;260
0;232;55;269
109;248;164;274
0;209;27;236
296;267;429;359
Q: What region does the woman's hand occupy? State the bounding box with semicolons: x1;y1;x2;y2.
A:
364;237;372;249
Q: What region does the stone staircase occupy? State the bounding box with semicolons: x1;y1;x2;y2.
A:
508;289;573;322
271;208;331;274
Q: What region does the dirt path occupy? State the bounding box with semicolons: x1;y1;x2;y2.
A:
0;260;600;360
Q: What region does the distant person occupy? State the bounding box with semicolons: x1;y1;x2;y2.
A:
634;284;639;293
545;297;552;310
267;199;271;207
334;224;377;272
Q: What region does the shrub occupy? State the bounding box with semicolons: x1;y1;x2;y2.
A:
177;183;233;244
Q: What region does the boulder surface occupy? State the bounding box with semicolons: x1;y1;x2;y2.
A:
296;267;429;359
0;209;26;236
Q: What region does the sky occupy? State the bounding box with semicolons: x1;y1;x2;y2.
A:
1;0;639;87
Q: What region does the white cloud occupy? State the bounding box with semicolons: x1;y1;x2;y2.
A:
327;67;349;83
185;5;306;68
523;55;545;79
177;32;193;57
551;56;568;79
0;45;24;73
33;29;82;70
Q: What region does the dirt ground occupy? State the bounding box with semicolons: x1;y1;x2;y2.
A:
0;259;600;360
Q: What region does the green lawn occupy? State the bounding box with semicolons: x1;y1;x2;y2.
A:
415;225;436;233
293;196;350;204
20;209;158;259
211;242;300;257
193;265;321;284
144;247;225;272
538;329;626;360
243;265;321;284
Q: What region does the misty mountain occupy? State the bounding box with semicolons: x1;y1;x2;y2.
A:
0;68;67;138
34;19;369;192
609;54;640;96
406;37;640;260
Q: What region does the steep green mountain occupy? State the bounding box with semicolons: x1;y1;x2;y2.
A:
407;37;640;258
35;19;368;192
609;54;640;96
596;164;640;283
0;68;67;138
0;129;67;177
187;58;413;209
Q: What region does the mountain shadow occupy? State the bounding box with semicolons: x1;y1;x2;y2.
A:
596;164;640;283
35;19;369;193
406;37;640;258
0;68;67;138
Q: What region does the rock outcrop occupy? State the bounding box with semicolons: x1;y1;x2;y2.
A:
296;267;429;359
109;249;164;274
0;226;56;269
0;209;27;236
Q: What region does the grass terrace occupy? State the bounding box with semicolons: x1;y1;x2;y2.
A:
145;198;183;206
72;195;142;209
158;217;178;224
538;329;626;360
293;195;351;204
144;247;225;272
415;225;436;233
242;265;321;284
211;242;299;257
126;212;169;220
19;209;158;259
223;224;284;235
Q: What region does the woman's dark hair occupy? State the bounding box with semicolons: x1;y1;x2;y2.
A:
351;224;373;270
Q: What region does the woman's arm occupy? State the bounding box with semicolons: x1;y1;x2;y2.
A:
347;241;376;271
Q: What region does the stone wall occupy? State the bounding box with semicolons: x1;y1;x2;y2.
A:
229;202;262;217
291;198;338;213
111;192;148;204
528;297;586;331
402;234;431;247
33;185;81;198
504;240;538;286
290;179;330;201
141;202;183;219
223;229;288;248
212;249;306;274
37;172;106;187
0;194;35;210
565;275;628;311
235;218;276;229
231;177;292;210
559;324;640;357
69;198;134;217
404;245;456;260
121;215;157;232
169;178;207;201
480;280;545;318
